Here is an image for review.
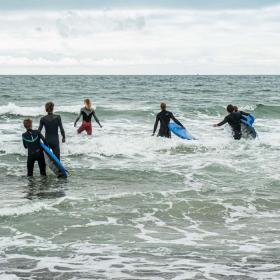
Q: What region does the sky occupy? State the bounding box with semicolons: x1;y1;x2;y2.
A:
0;0;280;74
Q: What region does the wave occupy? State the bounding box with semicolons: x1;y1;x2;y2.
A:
0;103;81;117
185;104;279;119
1;102;279;121
0;102;152;120
0;198;66;217
253;104;280;118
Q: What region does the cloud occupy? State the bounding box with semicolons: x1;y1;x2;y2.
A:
55;10;146;38
0;7;280;74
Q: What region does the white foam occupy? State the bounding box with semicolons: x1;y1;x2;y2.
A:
0;197;65;217
0;102;81;116
0;98;280;279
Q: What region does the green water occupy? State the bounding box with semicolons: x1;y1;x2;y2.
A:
0;75;279;279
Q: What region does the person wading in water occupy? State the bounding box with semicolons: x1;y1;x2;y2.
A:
39;102;65;159
74;99;102;135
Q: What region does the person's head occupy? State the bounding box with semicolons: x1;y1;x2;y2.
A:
226;104;234;113
23;118;32;130
160;102;166;111
84;99;92;109
45;101;54;113
233;106;238;112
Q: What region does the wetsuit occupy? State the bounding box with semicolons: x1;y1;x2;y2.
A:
153;110;184;138
22;129;47;177
217;111;249;140
38;113;65;159
75;107;102;135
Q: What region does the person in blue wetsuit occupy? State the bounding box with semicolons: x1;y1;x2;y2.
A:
152;102;184;138
38;102;65;159
213;104;249;140
22;118;48;177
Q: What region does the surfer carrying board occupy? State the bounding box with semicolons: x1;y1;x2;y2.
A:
39;102;66;159
22;119;48;177
232;105;257;139
152;102;185;138
74;99;102;135
213;104;250;140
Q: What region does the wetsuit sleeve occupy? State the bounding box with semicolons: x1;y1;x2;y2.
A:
39;131;48;146
239;111;250;121
153;114;160;134
22;135;27;149
38;118;43;132
93;111;102;127
170;113;184;128
240;111;250;116
58;116;66;139
75;110;82;125
217;116;228;126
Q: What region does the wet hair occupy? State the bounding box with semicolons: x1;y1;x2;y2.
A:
84;99;92;109
227;104;234;113
160;102;166;110
233;106;238;112
23;118;32;129
45;102;54;113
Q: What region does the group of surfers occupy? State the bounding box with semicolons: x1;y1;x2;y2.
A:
22;99;251;177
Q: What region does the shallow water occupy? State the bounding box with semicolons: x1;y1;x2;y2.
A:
0;75;279;279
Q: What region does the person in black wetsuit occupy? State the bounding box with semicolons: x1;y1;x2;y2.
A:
152;102;185;138
38;102;65;159
74;99;102;135
213;104;249;140
22;119;48;177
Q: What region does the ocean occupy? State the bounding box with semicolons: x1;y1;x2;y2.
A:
0;75;279;279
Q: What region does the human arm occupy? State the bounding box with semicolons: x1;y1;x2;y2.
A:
22;135;27;149
39;131;48;146
240;111;250;116
74;110;82;127
58;116;66;143
93;111;102;128
239;111;250;121
170;113;185;128
214;116;228;127
152;114;160;135
38;118;43;132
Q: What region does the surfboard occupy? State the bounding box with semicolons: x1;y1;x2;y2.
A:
168;122;194;140
40;142;68;178
241;114;257;139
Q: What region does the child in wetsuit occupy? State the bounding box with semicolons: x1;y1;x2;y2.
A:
74;99;102;135
22;119;48;177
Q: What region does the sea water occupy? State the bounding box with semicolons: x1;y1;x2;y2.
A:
0;75;279;279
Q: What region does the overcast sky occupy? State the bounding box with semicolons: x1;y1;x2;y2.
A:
0;0;280;74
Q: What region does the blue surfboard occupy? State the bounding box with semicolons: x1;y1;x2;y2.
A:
168;122;194;140
241;114;257;139
40;142;68;178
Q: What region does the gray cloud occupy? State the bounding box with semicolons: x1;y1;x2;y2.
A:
55;10;146;38
0;7;280;74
